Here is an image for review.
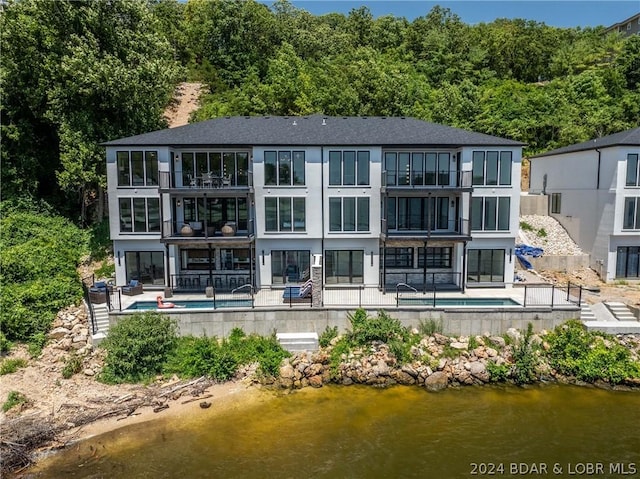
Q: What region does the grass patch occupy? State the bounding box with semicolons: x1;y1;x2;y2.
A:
418;318;443;336
2;391;27;412
62;354;83;379
0;358;27;375
319;325;339;348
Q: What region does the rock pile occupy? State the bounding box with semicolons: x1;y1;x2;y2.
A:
519;214;583;255
274;330;640;392
46;305;102;376
276;330;524;391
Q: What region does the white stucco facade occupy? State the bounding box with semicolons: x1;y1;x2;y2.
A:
529;142;640;281
104;116;525;295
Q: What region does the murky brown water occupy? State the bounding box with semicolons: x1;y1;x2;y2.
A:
26;384;640;478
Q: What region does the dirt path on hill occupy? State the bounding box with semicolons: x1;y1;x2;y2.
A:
163;82;206;128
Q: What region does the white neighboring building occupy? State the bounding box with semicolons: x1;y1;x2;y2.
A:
529;127;640;281
103;116;524;294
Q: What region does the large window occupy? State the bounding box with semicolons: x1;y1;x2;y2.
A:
117;151;158;186
616;246;639;278
329;197;370;231
467;249;505;283
626;154;639;187
125;251;164;285
386;197;449;231
265;151;305;185
119;197;160;233
472;151;512;186
385;151;450;186
623;197;640;230
329;151;370;185
181;151;249;186
265;197;306;232
325;250;364;284
271;250;311;284
183;197;248;232
181;248;215;271
220;248;251;270
471;197;510;231
418;247;452;268
384;247;413;268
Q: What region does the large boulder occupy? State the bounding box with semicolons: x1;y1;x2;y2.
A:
424;371;448;391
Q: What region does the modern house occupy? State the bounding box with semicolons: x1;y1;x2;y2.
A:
103;115;524;296
529;127;640;281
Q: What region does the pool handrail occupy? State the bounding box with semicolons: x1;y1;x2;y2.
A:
231;283;255;308
396;282;418;307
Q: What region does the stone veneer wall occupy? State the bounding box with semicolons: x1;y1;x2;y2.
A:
110;306;578;338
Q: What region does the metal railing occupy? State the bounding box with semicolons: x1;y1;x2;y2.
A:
159;170;253;190
231;284;255;309
382;272;461;294
162;219;254;239
382;218;470;238
523;282;583;307
170;273;252;292
382;170;472;189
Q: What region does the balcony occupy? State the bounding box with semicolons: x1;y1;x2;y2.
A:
159;171;253;195
381;218;471;241
161;219;255;244
382;170;472;193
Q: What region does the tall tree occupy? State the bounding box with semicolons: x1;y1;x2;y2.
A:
1;0;180;224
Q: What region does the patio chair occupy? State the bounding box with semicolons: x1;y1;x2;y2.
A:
89;281;109;303
122;279;143;296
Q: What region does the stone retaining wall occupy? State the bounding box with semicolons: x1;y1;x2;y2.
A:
110;306;579;338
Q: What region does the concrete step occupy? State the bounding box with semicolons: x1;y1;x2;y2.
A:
604;302;638;322
580;302;596;322
92;304;110;333
277;332;319;352
583;321;640;334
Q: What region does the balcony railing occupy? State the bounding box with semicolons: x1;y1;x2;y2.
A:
162;219;255;240
159;171;253;190
381;218;470;238
382;170;472;189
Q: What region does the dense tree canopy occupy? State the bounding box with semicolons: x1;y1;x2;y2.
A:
1;0;639;224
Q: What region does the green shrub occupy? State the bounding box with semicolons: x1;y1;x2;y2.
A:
537;228;547;237
165;330;290;381
486;361;510;382
511;323;538;385
418;318;442;336
2;391;27;412
347;309;409;346
0;358;27;375
520;221;534;231
0;204;86;340
0;332;12;354
28;332;47;358
545;320;640;384
99;312;178;384
94;261;115;280
319;325;339;347
468;336;479;351
62;354;83;379
88;218;112;261
329;336;352;378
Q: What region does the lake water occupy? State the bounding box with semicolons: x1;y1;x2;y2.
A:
26;384;640;478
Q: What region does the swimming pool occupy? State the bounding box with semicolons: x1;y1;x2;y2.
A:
397;297;520;307
125;299;253;311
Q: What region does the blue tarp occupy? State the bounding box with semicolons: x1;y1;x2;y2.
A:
515;244;544;270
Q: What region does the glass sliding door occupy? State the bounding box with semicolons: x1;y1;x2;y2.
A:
125;251;165;286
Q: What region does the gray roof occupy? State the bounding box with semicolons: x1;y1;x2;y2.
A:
102;115;525;148
531;127;640;159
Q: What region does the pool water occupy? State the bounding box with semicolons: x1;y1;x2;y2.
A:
125;299;252;310
398;297;520;306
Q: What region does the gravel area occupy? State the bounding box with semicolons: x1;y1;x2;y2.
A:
519;215;584;255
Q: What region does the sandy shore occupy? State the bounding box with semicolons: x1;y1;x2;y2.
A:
58;380;264;444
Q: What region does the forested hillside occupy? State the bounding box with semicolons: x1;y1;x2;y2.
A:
2;0;639;224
